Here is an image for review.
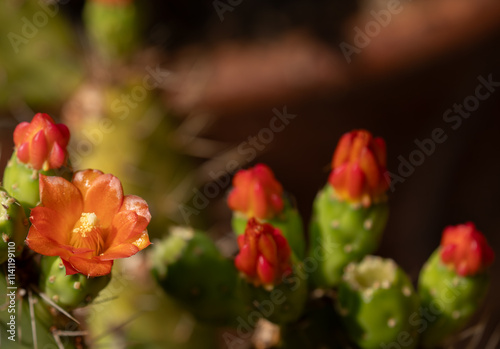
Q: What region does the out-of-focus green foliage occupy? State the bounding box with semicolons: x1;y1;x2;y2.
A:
0;0;83;108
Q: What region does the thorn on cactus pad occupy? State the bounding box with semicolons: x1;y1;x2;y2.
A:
402;286;412;296
331;220;340;228
49;275;56;283
73;282;81;290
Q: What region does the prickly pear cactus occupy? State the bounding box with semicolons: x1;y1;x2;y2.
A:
151;227;243;325
40;256;111;311
234;218;308;325
309;130;389;288
418;223;494;348
309;184;389;287
0;188;28;264
337;255;420;349
228;164;306;259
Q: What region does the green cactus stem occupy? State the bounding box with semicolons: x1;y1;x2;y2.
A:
308;184;389;288
0;187;29;264
151;227;243;325
2;153;72;215
337;255;420;349
39;256;111;311
236;256;308;326
418;249;490;348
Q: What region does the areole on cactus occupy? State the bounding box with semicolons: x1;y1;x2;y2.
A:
25;169;151;277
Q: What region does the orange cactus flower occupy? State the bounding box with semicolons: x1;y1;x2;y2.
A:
14;113;70;171
26;170;151;277
328;130;389;206
235;218;292;288
440;222;494;277
228;164;284;220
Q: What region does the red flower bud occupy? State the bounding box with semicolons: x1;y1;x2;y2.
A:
228;164;284;220
328;130;388;206
235;218;292;288
13;113;70;171
440;222;494;277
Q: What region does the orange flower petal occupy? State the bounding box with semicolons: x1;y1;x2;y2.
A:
109;211;149;246
99;232;151;261
61;259;79;275
68;256;113;277
81;173;124;228
359;148;380;190
332;132;353;168
30;207;74;245
99;244;139;261
120;195;151;222
16;143;30;164
31;130;48;170
25;225;72;260
72;169;105;198
13;122;30;146
39;175;83;225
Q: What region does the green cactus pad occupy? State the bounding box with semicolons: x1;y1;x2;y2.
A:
337;255;420;349
418;249;490;348
2;153;72;215
308;184;389;288
237;256;308;325
40;256;111;311
151;227;244;325
231;199;306;259
0;188;29;264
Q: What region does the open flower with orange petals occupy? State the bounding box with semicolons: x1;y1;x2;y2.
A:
440;222;494;277
228;164;284;220
14;113;70;171
328;130;389;206
26;170;151;277
235;218;292;288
